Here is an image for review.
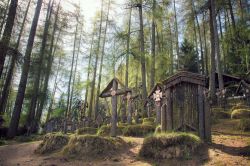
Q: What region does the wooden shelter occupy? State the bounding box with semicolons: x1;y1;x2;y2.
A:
161;71;211;142
99;78;131;137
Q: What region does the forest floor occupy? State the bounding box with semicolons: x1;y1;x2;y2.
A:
0;119;250;166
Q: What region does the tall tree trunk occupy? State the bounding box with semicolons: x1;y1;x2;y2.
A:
84;32;94;117
0;0;32;113
192;0;204;74
211;0;224;93
208;0;217;104
0;0;18;78
34;1;61;131
27;0;53;132
125;7;132;88
88;0;104;119
7;0;43;138
167;18;174;74
150;0;156;89
0;0;10;37
45;38;63;123
64;22;78;133
228;0;236;30
173;0;180;69
70;26;83;114
95;0;111;117
202;13;209;76
138;0;147;100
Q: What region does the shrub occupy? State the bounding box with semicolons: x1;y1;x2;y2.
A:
139;132;202;159
76;127;97;135
231;109;250;119
35;133;69;154
63;135;127;159
123;124;155;137
237;119;250;131
97;125;125;136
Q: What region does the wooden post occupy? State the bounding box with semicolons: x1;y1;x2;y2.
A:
161;104;166;132
198;85;205;140
155;102;161;125
127;100;132;124
147;103;150;118
111;80;118;137
204;91;211;142
166;88;173;130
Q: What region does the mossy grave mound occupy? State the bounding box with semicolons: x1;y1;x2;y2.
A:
142;117;155;125
35;133;69;154
76;127;97;135
97;125;125;136
139;132;202;159
63;135;127;159
231;109;250;119
237;119;250;131
231;104;250;111
123;124;155;137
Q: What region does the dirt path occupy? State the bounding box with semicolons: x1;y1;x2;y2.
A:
0;120;250;166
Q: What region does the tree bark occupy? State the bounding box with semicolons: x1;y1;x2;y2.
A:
0;0;31;113
64;22;78;133
28;0;53;132
88;0;104;119
138;0;147;100
150;0;156;89
208;0;217;104
7;0;43;138
173;0;180;69
0;0;18;78
95;0;111;118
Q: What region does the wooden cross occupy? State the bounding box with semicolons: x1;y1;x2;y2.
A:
100;78;131;137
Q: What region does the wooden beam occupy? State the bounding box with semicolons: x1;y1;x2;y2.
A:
100;89;131;98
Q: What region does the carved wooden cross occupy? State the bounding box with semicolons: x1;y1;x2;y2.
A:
100;78;131;137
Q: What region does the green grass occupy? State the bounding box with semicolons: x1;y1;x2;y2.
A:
63;135;127;159
35;133;69;154
123;124;155;137
97;125;125;136
139;132;202;159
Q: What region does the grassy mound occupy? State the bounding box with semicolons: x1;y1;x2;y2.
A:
76;127;97;135
142;117;155;125
63;135;127;159
139;132;202;159
231;109;250;119
97;125;125;136
154;125;161;134
0;139;6;146
123;124;155;137
237;119;250;131
35;133;69;154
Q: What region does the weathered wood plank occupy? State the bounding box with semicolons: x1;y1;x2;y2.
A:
166;88;173;130
198;85;205;140
161;104;166;132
